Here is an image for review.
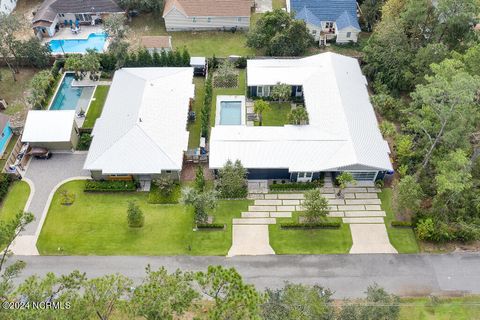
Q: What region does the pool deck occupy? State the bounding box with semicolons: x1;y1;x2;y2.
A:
215;95;246;126
46;25;105;41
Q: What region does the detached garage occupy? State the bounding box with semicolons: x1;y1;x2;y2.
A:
22;110;79;151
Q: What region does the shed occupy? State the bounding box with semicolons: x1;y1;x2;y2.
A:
190;57;206;76
22;110;79;150
140;36;173;54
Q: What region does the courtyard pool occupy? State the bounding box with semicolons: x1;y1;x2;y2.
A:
216;95;246;125
50;73;94;112
49;33;107;54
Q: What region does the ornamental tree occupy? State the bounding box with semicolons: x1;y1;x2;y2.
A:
303;189;329;224
253;100;271;126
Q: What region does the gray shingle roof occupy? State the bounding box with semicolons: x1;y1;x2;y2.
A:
33;0;122;23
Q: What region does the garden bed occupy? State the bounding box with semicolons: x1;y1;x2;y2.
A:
280;221;341;229
147;183;181;204
84;180;137;192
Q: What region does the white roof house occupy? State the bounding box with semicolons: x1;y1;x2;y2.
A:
209;53;392;173
84;68;194;175
22;110;76;143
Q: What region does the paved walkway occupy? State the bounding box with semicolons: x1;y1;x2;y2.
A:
11;153;90;255
11;253;480;298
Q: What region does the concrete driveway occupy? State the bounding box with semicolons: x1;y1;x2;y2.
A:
11;152;90;255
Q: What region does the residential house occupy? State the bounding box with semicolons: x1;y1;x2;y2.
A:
288;0;360;44
209;53;393;182
140;36;173;54
0;113;13;155
163;0;252;31
84;68;195;183
32;0;123;38
22;110;79;150
1;0;17;15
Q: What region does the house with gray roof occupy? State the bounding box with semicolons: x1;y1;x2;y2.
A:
32;0;123;38
287;0;360;44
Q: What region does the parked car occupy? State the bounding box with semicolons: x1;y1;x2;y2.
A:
28;147;52;160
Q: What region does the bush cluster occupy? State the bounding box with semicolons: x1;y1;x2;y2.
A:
270;181;320;191
201;72;213;138
84;180;137;192
0;174;14;202
196;223;225;230
416;218;480;243
76;133;92;151
280;222;341;229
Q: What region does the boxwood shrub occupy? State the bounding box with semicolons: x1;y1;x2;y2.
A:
391;220;413;228
280;222;341;229
84;180;137;192
196;223;225;230
270;182;319;191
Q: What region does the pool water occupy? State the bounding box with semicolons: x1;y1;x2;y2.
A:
220;101;242;125
49;33;107;54
50;73;94;111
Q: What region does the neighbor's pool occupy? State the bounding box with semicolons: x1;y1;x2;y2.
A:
219;101;242;125
49;33;107;54
50;73;94;111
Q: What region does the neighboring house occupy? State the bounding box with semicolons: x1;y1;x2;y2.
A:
209;53;393;182
32;0;123;38
0;114;13;155
288;0;360;44
22;110;79;150
0;0;17;15
140;36;173;54
163;0;252;31
84;68;195;183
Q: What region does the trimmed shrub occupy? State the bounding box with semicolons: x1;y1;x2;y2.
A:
127;201;144;228
270;182;319;191
84;180;137;192
391;221;412;228
280;222;341;229
196;223;225;230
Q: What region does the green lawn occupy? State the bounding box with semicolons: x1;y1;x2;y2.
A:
128;14;255;57
83;85;110;128
210;69;246;130
380;188;420;254
0;68;36;115
399;296;480;320
269;213;353;254
188;77;206;148
37;180;251;255
255;102;291;126
0;181;31;223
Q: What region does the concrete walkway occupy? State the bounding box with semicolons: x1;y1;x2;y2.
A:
11;153;90;255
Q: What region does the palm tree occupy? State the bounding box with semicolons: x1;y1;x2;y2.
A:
271;82;291;102
254;99;271;126
287;107;309;125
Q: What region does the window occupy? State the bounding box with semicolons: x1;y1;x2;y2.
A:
165;170;172;174
348;172;377;181
325;22;334;29
207;17;211;23
346;32;351;38
238;17;242;22
192;17;196;23
312;29;317;35
257;86;263;96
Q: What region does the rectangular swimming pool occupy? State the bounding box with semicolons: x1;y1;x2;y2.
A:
50;73;94;112
216;95;246;126
49;33;107;54
220;101;242;125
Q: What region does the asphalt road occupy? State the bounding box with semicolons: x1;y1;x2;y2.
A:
10;253;480;298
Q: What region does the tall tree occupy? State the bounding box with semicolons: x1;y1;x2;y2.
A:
0;13;22;80
182;187;217;223
217;160;248;198
253;99;271;126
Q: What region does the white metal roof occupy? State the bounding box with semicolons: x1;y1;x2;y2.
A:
209;53;393;172
22;110;75;143
84;68;194;174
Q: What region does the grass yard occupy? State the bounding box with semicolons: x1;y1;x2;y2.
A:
37;180;251;255
83;85;110;128
0;68;37;120
399;296;480;320
255;102;291;126
0;181;31;223
210;69;246;130
188;77;206;148
380;188;420;254
128;14;255;57
269;213;353;254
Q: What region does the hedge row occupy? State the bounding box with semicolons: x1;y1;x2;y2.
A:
197;223;225;230
200;72;213;138
270;182;319;191
280;222;341;229
84;180;137;192
391;221;412;228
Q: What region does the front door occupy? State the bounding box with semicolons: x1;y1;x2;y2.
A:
297;172;313;182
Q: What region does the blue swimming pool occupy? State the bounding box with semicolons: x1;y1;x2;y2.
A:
219;101;242;125
49;33;107;54
50;73;94;111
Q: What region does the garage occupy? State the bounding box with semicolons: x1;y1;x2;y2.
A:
22;110;79;151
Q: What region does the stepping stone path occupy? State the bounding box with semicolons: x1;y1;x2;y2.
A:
229;176;397;256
